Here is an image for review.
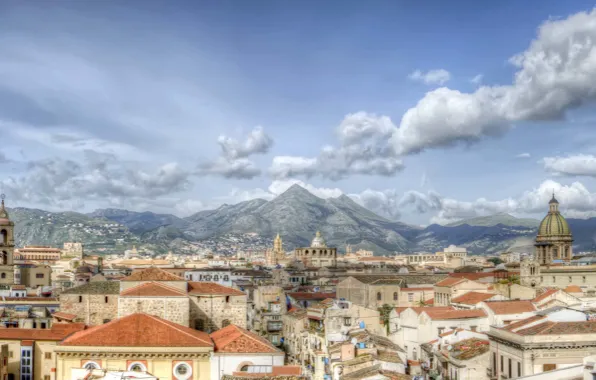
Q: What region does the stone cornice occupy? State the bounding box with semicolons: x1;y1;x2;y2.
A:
54;351;211;359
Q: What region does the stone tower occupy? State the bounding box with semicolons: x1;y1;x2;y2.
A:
266;234;285;266
535;194;573;265
520;257;541;288
0;197;15;285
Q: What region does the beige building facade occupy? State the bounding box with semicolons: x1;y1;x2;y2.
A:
294;231;337;268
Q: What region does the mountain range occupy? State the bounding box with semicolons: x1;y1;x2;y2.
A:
8;184;596;255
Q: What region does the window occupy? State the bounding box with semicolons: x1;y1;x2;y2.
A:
583;276;587;284
393;292;398;301
500;356;504;373
128;362;147;372
173;362;192;380
35;274;44;279
224;275;229;281
493;353;497;374
240;365;249;371
509;358;512;378
343;317;351;326
408;293;414;302
517;362;521;377
569;276;572;283
105;296;109;303
225;296;230;303
553;276;556;283
8;351;12;358
0;273;5;279
84;361;100;370
214;275;219;281
377;292;382;301
413;348;417;361
196;319;205;331
44;352;51;360
79;296;83;303
470;325;477;332
437;327;444;336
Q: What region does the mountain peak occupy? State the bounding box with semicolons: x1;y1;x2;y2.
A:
278;184;321;199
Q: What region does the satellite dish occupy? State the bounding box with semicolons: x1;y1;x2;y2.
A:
447;345;453;351
351;338;358;345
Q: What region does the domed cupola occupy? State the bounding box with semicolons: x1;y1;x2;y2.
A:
535;193;573;264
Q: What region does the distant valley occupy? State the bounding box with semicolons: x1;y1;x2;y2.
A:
8;184;596;255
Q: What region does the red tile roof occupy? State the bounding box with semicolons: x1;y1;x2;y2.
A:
423;309;486;320
210;324;282;354
232;366;302;377
565;285;583;293
52;312;78;321
187;282;246;296
0;323;86;341
60;313;213;347
533;288;559;303
121;267;184;281
483;300;536;315
452;292;496;305
435;277;466;287
502;315;547;332
120;282;187;297
514;321;596;336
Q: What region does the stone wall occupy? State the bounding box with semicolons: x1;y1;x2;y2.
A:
118;297;189;327
190;295;247;332
60;294;118;325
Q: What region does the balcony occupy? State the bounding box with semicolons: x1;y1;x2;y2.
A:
267;321;283;332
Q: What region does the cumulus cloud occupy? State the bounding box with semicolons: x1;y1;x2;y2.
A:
1;151;191;210
470;74;483;85
408;69;452;85
398;179;596;224
198;127;273;179
393;8;596;155
218;126;273;160
516;153;531;158
269;112;404;180
543;154;596;177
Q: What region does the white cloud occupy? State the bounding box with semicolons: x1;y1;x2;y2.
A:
408;69;452;85
392;8;596;156
218;126;273;160
470;74;483;85
398;179;596;224
198;126;273;179
269;112;404;180
543;154;596;177
516;153;531;158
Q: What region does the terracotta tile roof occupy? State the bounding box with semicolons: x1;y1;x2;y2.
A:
286;292;336;300
533;288;559;303
565;285;583;293
435;277;466;287
120;282;187;297
231;366;302;377
449;272;497;280
210;324;281;353
122;267;184;281
423;308;486;320
484;300;536;315
514;321;596;336
0;323;86;341
398;306;453;315
187;282;246;296
502;315;547;331
449;338;489;360
439;328;464;337
426;298;434;305
452;292;496;305
61;313;213;347
52;312;78;321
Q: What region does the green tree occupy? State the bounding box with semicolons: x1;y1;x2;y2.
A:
378;304;394;334
487;257;503;266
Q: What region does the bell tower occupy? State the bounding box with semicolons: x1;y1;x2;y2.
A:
520;257;540;288
0;195;15;285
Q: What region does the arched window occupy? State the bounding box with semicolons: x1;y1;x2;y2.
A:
377;292;382;301
240;365;250;371
84;361;101;370
128;362;147;372
0;252;6;265
393;292;398;301
0;230;6;245
173;362;192;380
0;273;5;279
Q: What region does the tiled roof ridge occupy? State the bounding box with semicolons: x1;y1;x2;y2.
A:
229;324;281;352
211;324;280;353
120;281;187;296
148;313;212;346
122;266;184;281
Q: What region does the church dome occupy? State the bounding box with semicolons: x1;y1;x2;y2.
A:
538;212;570;236
311;231;326;248
538;194;571;237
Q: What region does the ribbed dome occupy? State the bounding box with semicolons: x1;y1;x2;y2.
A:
538;212;570;236
311;231;326;248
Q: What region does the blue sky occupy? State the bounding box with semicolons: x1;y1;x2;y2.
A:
2;0;596;225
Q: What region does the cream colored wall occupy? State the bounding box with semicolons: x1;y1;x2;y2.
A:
57;354;211;380
0;340;59;380
539;269;596;289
